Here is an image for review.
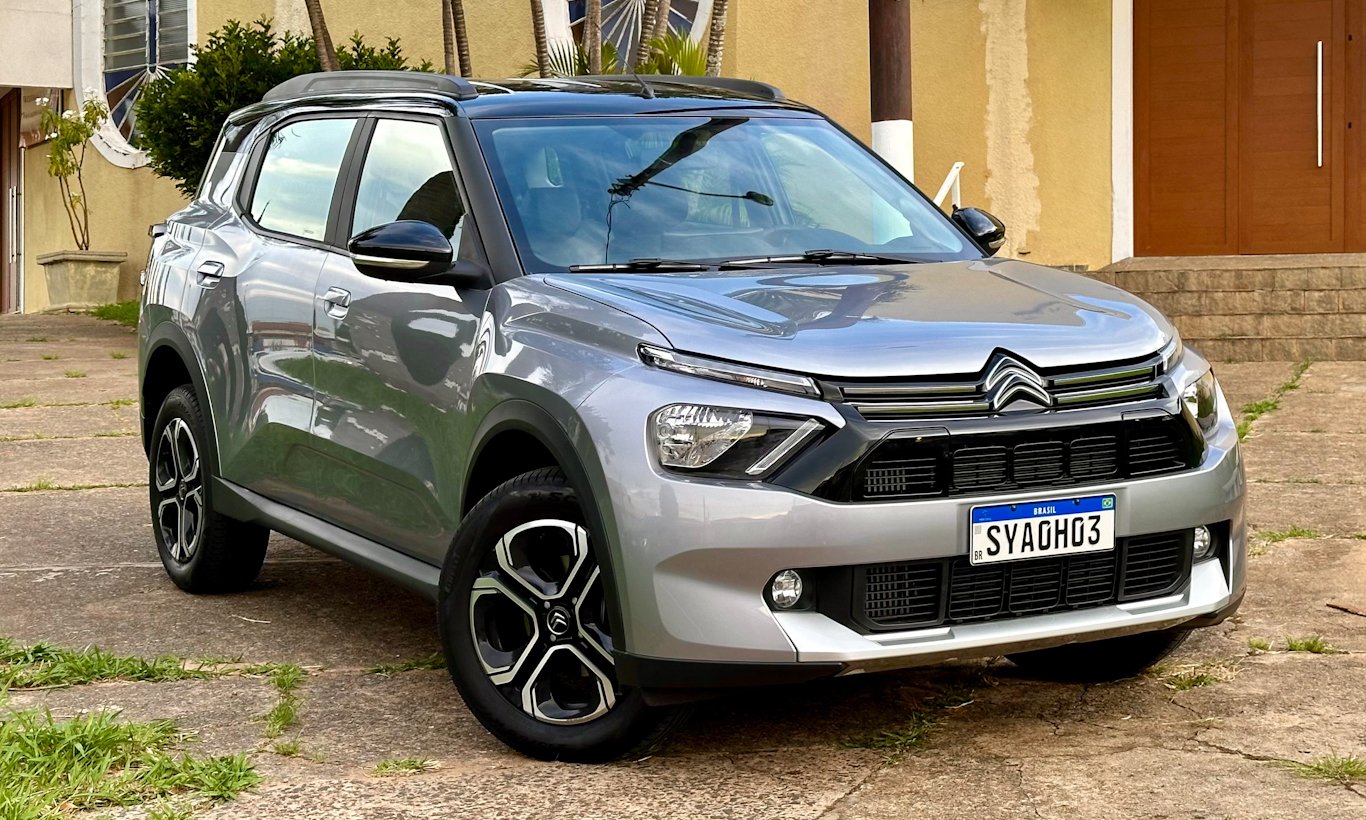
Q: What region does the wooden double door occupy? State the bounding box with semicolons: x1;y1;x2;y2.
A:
1136;0;1366;255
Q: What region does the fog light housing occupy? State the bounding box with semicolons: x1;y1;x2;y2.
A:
1193;525;1214;561
769;570;804;609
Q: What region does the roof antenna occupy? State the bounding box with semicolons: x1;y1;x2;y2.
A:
631;73;656;99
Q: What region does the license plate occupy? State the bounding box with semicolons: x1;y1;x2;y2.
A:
969;494;1115;566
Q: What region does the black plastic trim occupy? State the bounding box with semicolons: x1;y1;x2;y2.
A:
213;477;441;600
615;651;844;703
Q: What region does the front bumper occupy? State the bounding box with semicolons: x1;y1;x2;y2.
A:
577;364;1246;685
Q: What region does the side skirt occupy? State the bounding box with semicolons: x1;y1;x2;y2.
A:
213;477;441;601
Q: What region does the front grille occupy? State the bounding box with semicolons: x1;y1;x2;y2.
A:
828;350;1166;421
853;416;1196;502
855;530;1192;630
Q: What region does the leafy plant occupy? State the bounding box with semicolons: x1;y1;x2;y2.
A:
373;757;436;776
136;19;432;196
521;32;704;77
91;300;140;328
39;99;108;250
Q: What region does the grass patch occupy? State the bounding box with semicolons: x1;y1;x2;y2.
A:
39;354;59;361
1353;533;1366;541
271;739;301;758
0;708;259;818
62;370;85;379
1284;635;1341;654
1154;660;1237;690
366;652;444;678
0;398;37;409
90;301;140;328
372;757;435;777
111;351;130;360
1280;754;1366;785
1247;637;1272;653
841;711;940;761
0;638;217;689
1258;526;1321;544
107;398;137;409
262;664;305;739
3;480;143;493
1237;360;1311;440
24;336;49;343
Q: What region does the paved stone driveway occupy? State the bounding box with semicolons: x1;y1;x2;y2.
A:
1;313;1363;819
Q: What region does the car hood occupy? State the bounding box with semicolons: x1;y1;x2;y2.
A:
542;258;1174;379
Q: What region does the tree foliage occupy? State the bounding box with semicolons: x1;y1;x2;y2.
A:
135;19;432;196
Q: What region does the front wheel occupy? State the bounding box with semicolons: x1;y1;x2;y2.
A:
438;468;680;761
1007;627;1191;682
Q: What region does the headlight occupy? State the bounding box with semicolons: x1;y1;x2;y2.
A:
651;403;823;478
640;345;820;398
1182;369;1219;435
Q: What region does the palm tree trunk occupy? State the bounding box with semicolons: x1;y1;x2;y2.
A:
652;0;672;42
304;0;338;71
530;0;550;78
442;0;457;74
584;0;603;74
705;0;729;77
632;0;660;71
453;0;473;76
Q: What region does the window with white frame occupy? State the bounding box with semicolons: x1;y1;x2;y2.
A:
102;0;190;142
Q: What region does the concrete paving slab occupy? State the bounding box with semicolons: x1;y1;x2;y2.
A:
1247;481;1366;535
0;486;315;568
0;375;136;406
0;434;146;489
0;402;139;440
0;357;139;380
1241;432;1366;484
1296;361;1366;394
1215;361;1298;414
0;561;439;669
0;340;137;362
0;314;135;344
1236;538;1366;650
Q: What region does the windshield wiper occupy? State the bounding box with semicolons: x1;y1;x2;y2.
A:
568;257;711;273
718;249;931;269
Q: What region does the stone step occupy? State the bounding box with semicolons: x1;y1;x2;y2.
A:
1185;336;1365;363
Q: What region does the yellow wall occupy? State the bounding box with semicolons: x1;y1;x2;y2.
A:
911;0;1112;270
22;111;188;312
725;1;872;142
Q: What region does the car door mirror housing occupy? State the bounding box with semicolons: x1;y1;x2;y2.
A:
951;207;1007;256
349;220;482;284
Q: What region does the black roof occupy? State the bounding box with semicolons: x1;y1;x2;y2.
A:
250;72;816;120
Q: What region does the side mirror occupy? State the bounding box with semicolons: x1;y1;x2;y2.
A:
951;207;1007;257
348;220;487;287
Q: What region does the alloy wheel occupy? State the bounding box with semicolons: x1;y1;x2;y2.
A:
153;417;204;564
469;519;619;725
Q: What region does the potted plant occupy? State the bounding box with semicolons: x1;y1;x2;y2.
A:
36;99;127;310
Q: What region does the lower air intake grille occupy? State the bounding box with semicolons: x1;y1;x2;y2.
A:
852;530;1193;631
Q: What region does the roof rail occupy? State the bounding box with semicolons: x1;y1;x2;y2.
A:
577;74;785;101
263;71;480;102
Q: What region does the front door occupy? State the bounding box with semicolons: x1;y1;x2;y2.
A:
1135;0;1357;255
309;116;483;563
1;89;20;312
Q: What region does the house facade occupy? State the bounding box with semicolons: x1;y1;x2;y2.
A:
1;1;1361;360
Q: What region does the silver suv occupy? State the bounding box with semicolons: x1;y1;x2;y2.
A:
139;72;1245;761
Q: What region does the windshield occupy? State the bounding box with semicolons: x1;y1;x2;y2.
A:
473;116;978;271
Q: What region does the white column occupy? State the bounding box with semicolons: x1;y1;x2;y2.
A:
872;119;915;183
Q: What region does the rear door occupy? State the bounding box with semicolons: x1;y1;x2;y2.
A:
188;114;362;510
307;115;485;562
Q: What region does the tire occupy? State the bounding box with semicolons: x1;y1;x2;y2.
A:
149;385;269;594
438;467;681;762
1007;628;1191;683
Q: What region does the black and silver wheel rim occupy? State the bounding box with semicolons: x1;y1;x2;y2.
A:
469;519;619;725
153;417;204;564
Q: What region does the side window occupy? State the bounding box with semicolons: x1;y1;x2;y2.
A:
248;118;357;241
352;119;465;244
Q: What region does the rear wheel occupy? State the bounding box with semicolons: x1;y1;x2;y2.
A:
439;468;680;761
149;385;269;593
1007;628;1191;682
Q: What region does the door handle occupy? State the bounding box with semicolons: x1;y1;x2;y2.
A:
322;286;351;318
1317;40;1324;168
194;261;224;288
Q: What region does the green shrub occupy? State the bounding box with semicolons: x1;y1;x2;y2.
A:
136;19;432;196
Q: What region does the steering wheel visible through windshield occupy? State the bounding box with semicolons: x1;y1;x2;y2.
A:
473;115;979;272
